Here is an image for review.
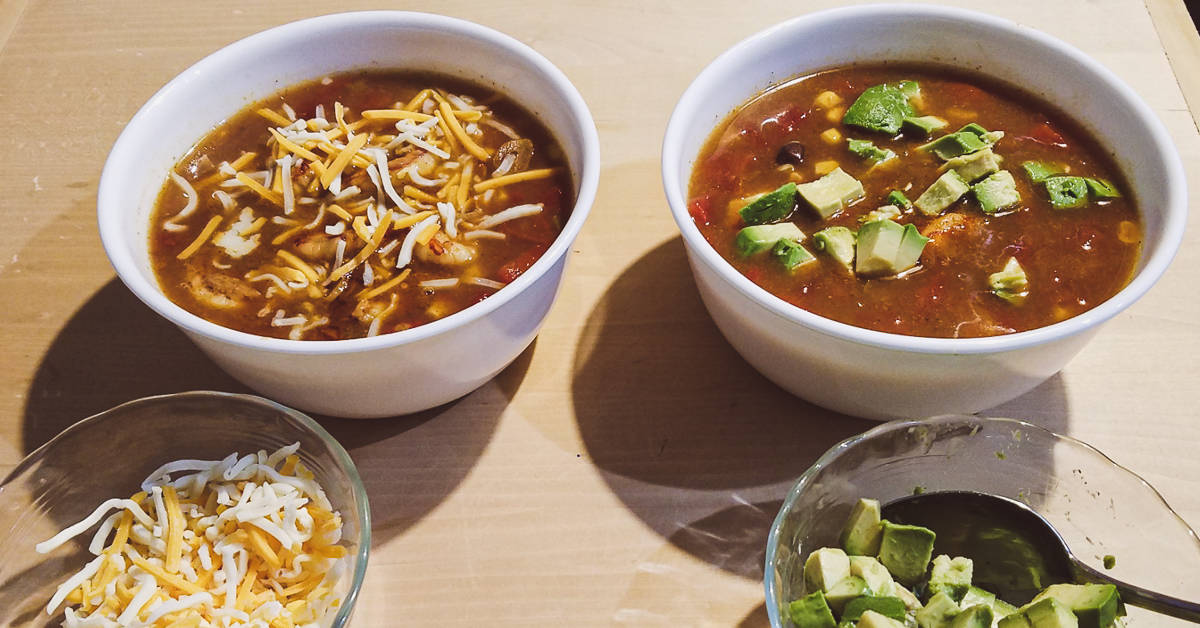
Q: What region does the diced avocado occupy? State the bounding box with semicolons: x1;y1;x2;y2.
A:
789;591;838;628
1084;178;1121;199
856;610;907;628
1020;161;1064;183
804;547;852;593
842;82;917;135
735;223;805;256
877;520;936;586
855;220;928;277
903;115;949;136
862;205;902;224
826;576;871;615
915;592;960;628
1022;597;1079;628
973;170;1021;214
773;238;817;271
847;138;896;163
844;597;908;624
921;124;1002;160
1032;584;1119;628
890;582;923;611
849;556;894;595
961;587;996;610
958;123;1005;144
951;605;995;628
840;498;884;556
993;597;1020;620
896;80;920;99
1043;176;1089;209
886;190;913;209
797;167;866;219
944;148;1001;183
997;614;1034;628
813;226;857;270
739;182;798;225
914;171;970;216
988;257;1028;304
929;555;974;603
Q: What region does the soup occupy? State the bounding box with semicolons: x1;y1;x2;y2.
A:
688;66;1140;338
150;71;572;340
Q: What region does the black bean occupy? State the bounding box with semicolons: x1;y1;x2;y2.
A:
776;141;805;166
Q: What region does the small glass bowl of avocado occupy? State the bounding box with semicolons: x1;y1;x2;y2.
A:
764;416;1200;628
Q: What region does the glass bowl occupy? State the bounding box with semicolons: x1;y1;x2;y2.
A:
765;415;1200;627
0;391;370;626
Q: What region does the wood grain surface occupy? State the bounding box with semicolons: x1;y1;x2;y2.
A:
0;1;1197;625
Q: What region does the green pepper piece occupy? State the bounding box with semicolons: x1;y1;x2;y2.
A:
886;190;912;209
1084;177;1121;198
1043;176;1089;209
1021;160;1065;182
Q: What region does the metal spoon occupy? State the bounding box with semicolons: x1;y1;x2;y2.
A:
881;491;1200;622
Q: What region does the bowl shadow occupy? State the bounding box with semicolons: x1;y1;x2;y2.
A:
571;237;877;576
20;278;521;546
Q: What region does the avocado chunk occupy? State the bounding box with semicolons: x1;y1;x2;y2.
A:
890;581;924;611
1020;161;1064;183
796;167;866;219
739;182;798;225
903;115;949;137
972;170;1021;214
944;148;1002;183
805;547;852;593
1022;597;1079;628
997;615;1034;628
842;82;918;135
1083;178;1121;199
773;238;817;271
915;171;970;216
915;592;960;628
989;257;1029;304
962;585;1018;623
847;138;897;164
855;220;928;277
1032;584;1120;628
840;498;884;556
813;226;857;270
826;576;871;615
921;124;1003;160
929;555;974;603
735;223;805;256
951;605;995;628
790;591;838;628
844;597;908;624
877;520;936;586
1042;176;1089;209
886;190;913;210
856;610;908;628
850;555;894;596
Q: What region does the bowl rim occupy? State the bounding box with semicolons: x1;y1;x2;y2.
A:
661;3;1187;356
762;414;1200;627
3;390;371;627
98;10;600;356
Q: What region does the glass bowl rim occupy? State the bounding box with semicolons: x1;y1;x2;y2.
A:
762;414;1200;627
3;390;371;627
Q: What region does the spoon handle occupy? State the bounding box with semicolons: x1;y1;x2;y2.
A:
1073;561;1200;623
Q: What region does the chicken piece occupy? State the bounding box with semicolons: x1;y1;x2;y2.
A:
185;269;260;309
352;297;389;324
415;232;477;266
294;232;341;261
920;212;986;267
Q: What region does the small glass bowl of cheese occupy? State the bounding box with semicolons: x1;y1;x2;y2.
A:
0;391;369;627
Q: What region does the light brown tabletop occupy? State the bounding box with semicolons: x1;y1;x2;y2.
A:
1;1;1198;625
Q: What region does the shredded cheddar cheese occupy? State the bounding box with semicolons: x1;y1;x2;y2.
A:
38;444;348;628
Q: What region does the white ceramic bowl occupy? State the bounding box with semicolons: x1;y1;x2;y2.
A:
99;12;599;418
662;5;1186;420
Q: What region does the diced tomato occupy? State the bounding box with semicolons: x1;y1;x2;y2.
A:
497;243;549;283
689;196;712;226
1029;123;1068;148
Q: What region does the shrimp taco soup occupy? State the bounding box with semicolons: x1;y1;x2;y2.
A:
687;64;1141;339
150;70;573;341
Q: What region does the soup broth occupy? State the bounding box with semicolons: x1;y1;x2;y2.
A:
150;71;572;340
688;65;1140;338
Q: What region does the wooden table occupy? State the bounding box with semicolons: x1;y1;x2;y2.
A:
1;1;1197;625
